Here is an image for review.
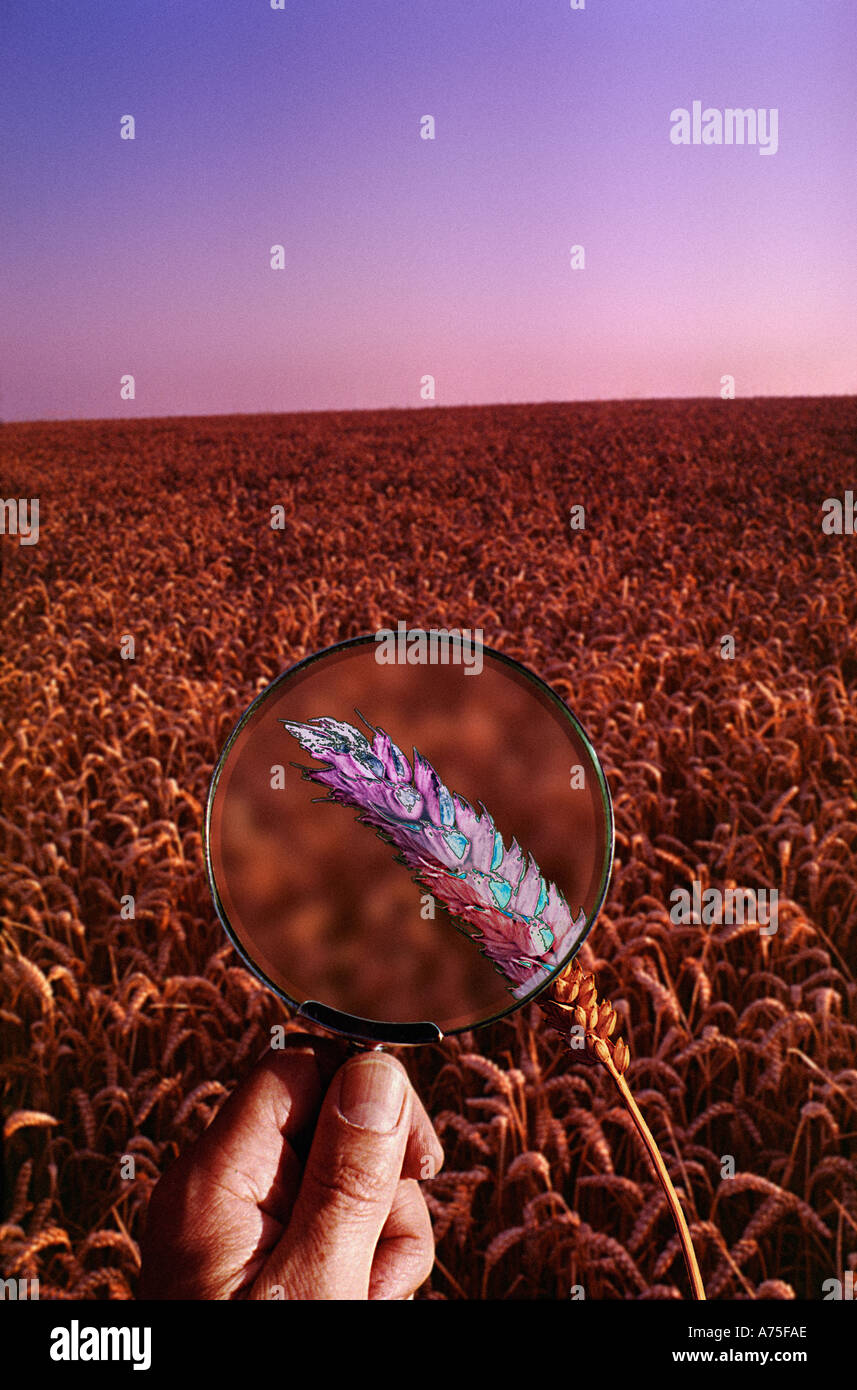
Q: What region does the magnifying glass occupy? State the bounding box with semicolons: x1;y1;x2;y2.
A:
204;634;614;1045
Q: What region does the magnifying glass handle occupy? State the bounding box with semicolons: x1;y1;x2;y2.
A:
297;1000;442;1047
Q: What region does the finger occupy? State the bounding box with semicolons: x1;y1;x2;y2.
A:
368;1179;434;1301
185;1044;328;1198
260;1038;442;1178
260;1038;442;1179
257;1031;348;1086
261;1039;441;1178
254;1052;412;1299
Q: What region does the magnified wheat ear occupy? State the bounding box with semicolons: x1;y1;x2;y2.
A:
283;713;705;1300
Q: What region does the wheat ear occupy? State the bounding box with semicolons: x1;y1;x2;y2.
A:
540;958;706;1301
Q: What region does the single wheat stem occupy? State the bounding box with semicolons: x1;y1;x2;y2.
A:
603;1054;706;1300
540;959;706;1301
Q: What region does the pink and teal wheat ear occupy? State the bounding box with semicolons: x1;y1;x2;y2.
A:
280;712;588;1001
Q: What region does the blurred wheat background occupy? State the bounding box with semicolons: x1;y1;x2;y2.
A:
2;396;856;1298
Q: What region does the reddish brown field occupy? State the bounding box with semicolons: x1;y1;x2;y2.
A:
2;397;856;1299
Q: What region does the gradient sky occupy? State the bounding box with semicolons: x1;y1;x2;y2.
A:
2;0;855;421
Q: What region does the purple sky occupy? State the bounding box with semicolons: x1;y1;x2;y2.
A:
2;0;855;421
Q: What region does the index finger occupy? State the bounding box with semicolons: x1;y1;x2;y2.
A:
254;1035;444;1181
180;1035;442;1209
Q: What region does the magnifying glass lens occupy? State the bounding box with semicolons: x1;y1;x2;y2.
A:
205;637;613;1042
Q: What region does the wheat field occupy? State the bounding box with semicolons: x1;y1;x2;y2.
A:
2;396;856;1299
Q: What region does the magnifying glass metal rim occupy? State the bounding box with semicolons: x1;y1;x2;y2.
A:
204;634;615;1045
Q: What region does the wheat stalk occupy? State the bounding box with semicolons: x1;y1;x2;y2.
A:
539;958;706;1300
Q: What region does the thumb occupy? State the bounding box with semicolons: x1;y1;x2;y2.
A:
255;1052;412;1300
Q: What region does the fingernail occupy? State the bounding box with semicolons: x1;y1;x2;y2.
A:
338;1057;407;1133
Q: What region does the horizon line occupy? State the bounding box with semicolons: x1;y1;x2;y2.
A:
4;390;856;429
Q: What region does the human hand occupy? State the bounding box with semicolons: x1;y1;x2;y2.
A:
138;1035;443;1300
